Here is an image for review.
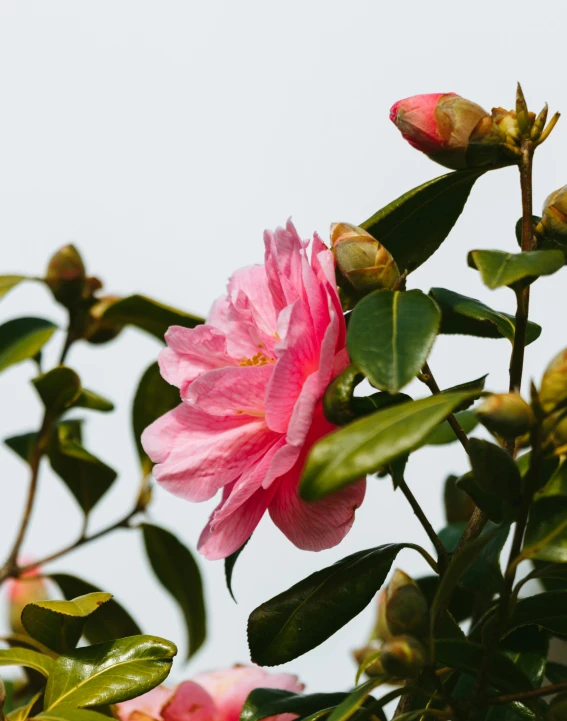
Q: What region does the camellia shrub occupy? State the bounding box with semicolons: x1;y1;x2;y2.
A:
2;84;567;720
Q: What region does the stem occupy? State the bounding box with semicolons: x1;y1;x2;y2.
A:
487;680;567;705
398;477;448;572
453;507;489;556
420;363;469;453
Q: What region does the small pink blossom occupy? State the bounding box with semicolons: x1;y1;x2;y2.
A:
142;220;365;559
390;93;452;153
116;665;303;721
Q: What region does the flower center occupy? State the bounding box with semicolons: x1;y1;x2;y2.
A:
239;352;274;367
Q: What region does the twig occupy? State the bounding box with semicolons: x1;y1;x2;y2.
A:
420;362;470;453
487;680;567;705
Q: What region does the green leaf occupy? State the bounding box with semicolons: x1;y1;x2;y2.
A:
6;692;42;721
43;635;177;710
435;640;533;693
0;276;27;300
441;374;488;411
429;287;541;345
457;472;506;524
469;439;522;504
248;544;406;666
48;426;117;514
240;690;362;721
32;367;82;415
546;661;567;684
460;523;510;596
524;497;567;563
347;289;440;393
101;295;203;341
141;524;206;660
132;362;180;475
423;410;478;446
300;391;475;501
468;249;564;290
37;711;112;721
536;459;567;498
50;574;141;645
71;389;114;413
0;648;54;677
504;591;567;637
360;169;484;274
225;539;249;603
0;318;57;373
326;677;389;721
21;593;112;654
5;431;38;464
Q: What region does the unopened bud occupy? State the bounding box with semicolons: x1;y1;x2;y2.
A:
390;93;507;170
385;570;429;638
379;635;426;679
541;186;567;245
475;393;535;439
7;567;48;635
373;589;391;643
540;349;567;413
45;245;86;308
84;295;124;344
352;639;385;678
330;223;400;297
444;474;475;524
547;693;567;721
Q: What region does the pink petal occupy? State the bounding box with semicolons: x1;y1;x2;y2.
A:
142;404;274;502
117;686;173;721
162;682;218;721
183;365;272;417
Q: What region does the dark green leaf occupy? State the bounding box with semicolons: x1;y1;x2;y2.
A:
50;574;141;644
546;662;567;684
423;410;478;446
417;574;474;623
141;524;206;660
0;648;54;677
442;374;488;411
101;295;203;341
429;288;541;345
21;593;112;654
248;544;406;666
469;439;522;503
48;426;117;514
240;689;357;721
300;391;475;501
5;432;38;464
360;169;484;274
457;472;506;523
43;635;177;709
468;249;564;289
326;677;389;721
515;217;542;247
460;523;509;596
536;459;567;498
32;367;81;415
346;289;440;392
524;497;567;563
0;318;57;373
0;276;27;300
225;539;249;603
504;591;567;637
71;390;114;413
132;362;180;475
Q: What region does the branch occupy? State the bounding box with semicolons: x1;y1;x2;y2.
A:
420;362;469;453
487;680;567;705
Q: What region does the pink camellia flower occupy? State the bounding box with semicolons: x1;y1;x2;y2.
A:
5;562;47;634
117;665;303;721
142;220;366;559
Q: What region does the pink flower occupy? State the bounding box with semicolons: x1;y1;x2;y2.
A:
117;665;303;721
142;220;366;559
390;93;450;154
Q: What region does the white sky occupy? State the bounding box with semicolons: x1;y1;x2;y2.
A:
0;0;566;694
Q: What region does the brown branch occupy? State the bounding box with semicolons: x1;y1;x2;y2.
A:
487;680;567;706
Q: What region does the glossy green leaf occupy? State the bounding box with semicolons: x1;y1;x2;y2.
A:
142;524;206;660
0;318;57;373
32;367;82;415
524;497;567;563
225;539;249;603
0;648;54;677
300;391;474;501
71;389;114;413
0;276;27;300
417;574;474;624
21;593;112;654
6;691;42;721
240;689;361;721
248;544;406;666
469;439;522;504
441;374;488;411
429;288;541;345
43;635;177;709
435;640;533;693
360;169;484;274
326;676;389;721
457;472;506;524
48;425;117;514
101;295;203;341
504;591;567;637
132;362;180;475
423;410;478;445
50;574;141;644
37;711;112;721
468;249;564;289
347;289;440;393
460;523;509;596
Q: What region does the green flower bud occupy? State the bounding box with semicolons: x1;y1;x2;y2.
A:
547;693;567;721
475;393;535;439
84;295;124;345
444;474;476;523
379;635;426;679
540;349;567;413
373;589;391;643
385;569;429;638
541;186;567;244
331;223;400;299
45;244;86;308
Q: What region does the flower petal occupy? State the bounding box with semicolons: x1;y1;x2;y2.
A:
162;682;218;721
183;365;272;417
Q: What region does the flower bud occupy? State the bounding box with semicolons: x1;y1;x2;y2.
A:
352;639;385;678
84;295;124;344
475;393;535;440
330;223;400;298
540;349;567;413
373;589;391;643
45;245;86;308
7;567;48;635
390;93;503;170
385;570;429;638
379;635;426;679
444;474;475;523
541;186;567;244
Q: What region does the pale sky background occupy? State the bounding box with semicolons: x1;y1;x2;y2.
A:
0;0;566;695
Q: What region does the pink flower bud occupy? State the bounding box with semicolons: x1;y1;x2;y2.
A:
390;93;499;169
